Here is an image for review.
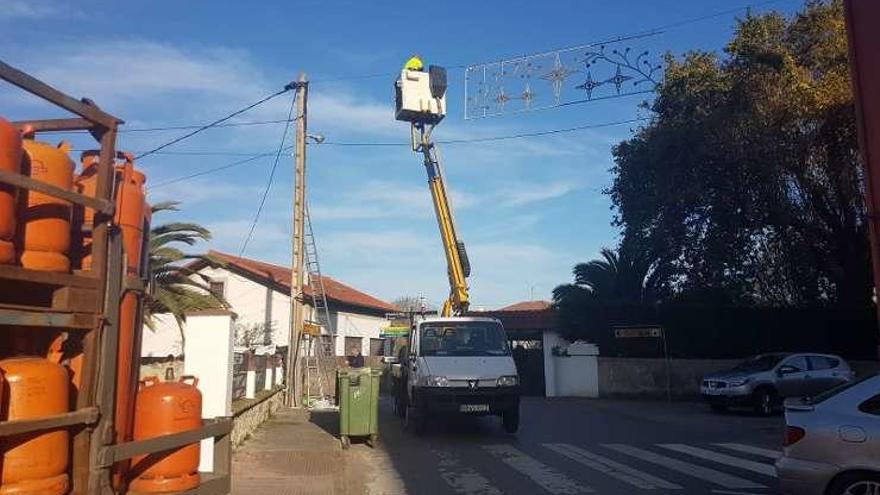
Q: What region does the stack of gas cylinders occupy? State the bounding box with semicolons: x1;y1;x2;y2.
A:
0;116;203;494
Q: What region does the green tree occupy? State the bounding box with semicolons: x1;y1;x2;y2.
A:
608;0;868;307
553;245;660;305
144;201;227;340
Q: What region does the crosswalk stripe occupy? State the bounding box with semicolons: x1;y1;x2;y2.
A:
602;444;765;489
713;443;781;460
483;444;593;494
544;443;682;490
658;444;776;477
433;449;503;495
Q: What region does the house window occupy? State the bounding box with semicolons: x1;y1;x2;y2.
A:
344;337;362;356
370;338;384;356
209;280;225;298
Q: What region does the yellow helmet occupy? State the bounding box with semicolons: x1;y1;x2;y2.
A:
404;55;424;71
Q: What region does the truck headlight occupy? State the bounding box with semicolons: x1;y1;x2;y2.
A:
497;375;518;387
728;378;751;387
422;375;448;387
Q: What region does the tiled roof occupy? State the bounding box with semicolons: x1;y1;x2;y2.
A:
204;250;398;313
498;300;552;311
471;300;558;331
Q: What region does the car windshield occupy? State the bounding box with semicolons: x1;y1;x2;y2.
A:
419;321;510;357
732;354;786;372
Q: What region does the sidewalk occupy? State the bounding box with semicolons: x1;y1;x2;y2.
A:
230;407;367;495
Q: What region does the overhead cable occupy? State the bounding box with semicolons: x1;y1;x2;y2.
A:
238;94;297;256
135;84;295;160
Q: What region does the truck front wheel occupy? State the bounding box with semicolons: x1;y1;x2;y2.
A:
502;407;520;434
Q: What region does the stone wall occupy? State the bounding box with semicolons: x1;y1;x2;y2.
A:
598;357;880;399
231;387;286;447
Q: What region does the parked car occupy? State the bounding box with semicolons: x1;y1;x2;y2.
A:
776;373;880;495
700;353;854;415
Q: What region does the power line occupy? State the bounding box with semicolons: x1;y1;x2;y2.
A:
310;0;793;83
238;94;297;257
147;150;288;189
146;116;649;188
135;84;295;160
58;118;298;135
122;118;297;133
321;117;649;147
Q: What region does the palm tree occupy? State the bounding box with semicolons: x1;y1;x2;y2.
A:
144;201;227;341
553;246;660;305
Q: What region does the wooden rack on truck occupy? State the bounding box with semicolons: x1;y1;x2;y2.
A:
0;60;232;495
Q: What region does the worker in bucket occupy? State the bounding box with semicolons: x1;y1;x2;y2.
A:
404;54;424;71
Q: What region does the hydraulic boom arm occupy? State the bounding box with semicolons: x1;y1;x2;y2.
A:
415;124;470;316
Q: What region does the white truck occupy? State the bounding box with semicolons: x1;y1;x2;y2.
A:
391;316;520;434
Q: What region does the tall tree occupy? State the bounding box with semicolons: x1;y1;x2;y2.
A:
609;0;868;307
144;201;227;340
553;245;660;305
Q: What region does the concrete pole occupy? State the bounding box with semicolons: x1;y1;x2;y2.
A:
286;74;308;407
844;0;880;358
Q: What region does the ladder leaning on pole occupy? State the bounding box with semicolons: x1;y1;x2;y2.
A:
303;202;336;405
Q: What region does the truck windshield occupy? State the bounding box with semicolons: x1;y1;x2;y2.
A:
419;322;510;357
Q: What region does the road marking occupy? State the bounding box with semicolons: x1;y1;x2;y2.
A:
483;444;593;494
710;491;771;495
602;444;765;489
433;449;503;495
657;444;776;477
544;443;682;490
713;443;781;460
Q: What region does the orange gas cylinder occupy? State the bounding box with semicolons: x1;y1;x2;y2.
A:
0;357;70;495
115;153;146;274
74;150;99;271
0;117;21;264
111;153;148;491
129;376;202;493
20;140;74;272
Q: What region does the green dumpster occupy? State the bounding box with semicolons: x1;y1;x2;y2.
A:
337;367;381;449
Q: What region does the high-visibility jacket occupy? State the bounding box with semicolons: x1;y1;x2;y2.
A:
404;56;424;71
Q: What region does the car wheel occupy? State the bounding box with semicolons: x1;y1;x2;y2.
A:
827;472;880;495
753;388;776;416
710;404;728;413
502;408;520;434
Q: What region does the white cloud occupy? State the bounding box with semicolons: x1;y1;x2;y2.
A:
311;179;477;221
0;0;63;20
498;180;582;207
147;181;263;206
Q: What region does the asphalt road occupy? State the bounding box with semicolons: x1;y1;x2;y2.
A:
353;396;786;495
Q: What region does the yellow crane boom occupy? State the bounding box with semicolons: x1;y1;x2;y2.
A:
394;63;469;316
415;125;470;316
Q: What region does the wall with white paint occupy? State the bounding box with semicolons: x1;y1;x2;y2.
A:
141;266;388;357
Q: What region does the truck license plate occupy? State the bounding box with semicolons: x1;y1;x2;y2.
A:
460;404;490;413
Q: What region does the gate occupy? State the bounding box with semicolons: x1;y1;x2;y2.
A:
509;331;546;396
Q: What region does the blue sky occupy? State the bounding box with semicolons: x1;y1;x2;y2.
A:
1;0;804;309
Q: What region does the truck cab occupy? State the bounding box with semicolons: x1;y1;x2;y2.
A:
392;316;520;434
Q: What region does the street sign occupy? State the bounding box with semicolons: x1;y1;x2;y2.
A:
614;326;663;339
381;326;410;338
303;322;321;336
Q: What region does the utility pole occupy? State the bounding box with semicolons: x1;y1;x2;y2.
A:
286;74;308;407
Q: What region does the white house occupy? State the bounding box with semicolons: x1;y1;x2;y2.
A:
141;250;397;358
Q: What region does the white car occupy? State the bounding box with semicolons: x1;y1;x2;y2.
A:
776;373;880;495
